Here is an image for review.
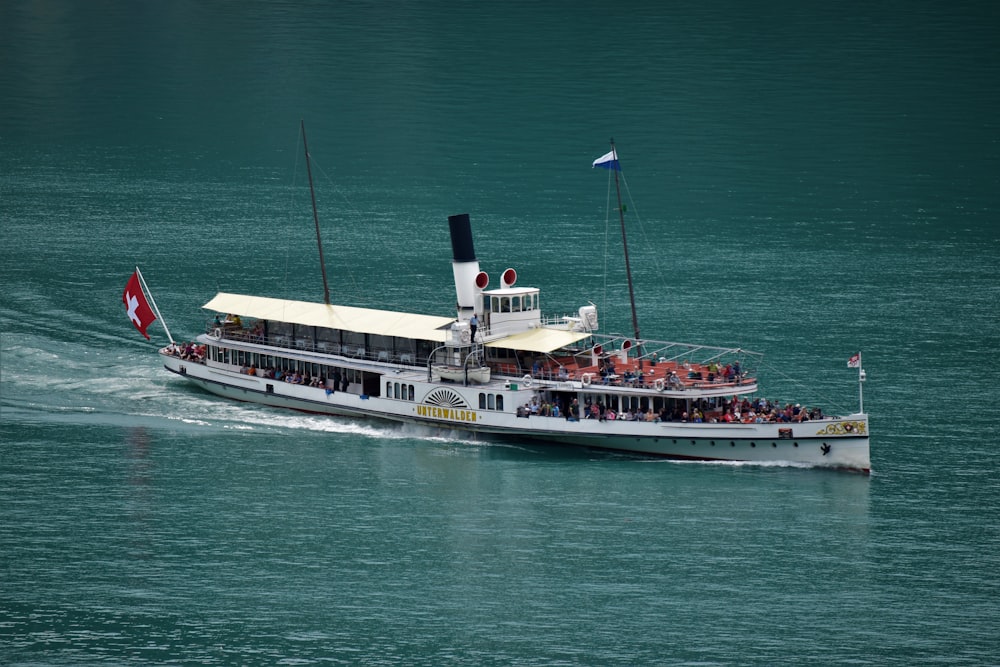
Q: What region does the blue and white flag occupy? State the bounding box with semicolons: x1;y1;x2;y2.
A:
592;150;620;171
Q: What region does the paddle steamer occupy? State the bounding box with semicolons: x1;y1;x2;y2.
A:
157;131;869;471
161;209;870;472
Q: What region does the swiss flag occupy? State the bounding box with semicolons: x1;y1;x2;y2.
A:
123;271;157;340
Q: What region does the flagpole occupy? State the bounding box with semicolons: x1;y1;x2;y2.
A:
857;352;865;415
135;266;175;344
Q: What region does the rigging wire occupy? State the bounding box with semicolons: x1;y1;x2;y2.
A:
758;359;854;416
284;130;363;303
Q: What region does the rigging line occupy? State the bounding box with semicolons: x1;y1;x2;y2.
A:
283;126;302;299
758;359;854;416
303;153;365;299
305;154;366;220
602;168;613;323
616;172;670;287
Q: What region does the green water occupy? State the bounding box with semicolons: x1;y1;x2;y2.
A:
2;2;998;664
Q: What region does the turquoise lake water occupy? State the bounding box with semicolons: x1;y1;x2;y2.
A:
2;2;999;664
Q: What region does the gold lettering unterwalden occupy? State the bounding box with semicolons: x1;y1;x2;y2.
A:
416;405;478;422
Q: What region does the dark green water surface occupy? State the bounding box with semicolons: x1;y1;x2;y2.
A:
2;2;998;664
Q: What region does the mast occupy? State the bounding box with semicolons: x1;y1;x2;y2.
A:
301;120;331;305
609;138;643;367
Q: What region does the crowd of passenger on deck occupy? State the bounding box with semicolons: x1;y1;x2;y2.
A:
518;394;824;424
527;357;747;389
164;341;205;362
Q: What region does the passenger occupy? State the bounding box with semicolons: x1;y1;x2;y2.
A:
668;372;683;389
469;313;478;341
558;366;568;380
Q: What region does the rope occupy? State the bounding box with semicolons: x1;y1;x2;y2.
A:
758;359;854;415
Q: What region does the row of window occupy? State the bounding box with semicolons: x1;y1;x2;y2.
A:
479;393;505;411
386;382;416;401
259;321;431;361
486;292;538;314
210;346;361;386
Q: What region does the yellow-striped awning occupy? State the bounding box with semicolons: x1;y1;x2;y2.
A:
202;292;454;342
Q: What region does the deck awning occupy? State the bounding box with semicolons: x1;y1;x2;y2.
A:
203;292;454;342
485;328;593;354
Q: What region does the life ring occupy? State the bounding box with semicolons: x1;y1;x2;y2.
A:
654;378;665;391
460;328;471;344
581;373;592;386
522;374;532;387
213;327;222;339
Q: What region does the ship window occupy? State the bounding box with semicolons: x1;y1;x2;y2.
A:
386;381;392;396
511;296;521;312
408;385;414;401
488;394;496;410
500;297;510;312
496;395;503;411
479;393;487;409
394;383;400;399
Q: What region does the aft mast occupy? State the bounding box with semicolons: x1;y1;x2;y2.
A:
608;139;643;367
301;120;331;305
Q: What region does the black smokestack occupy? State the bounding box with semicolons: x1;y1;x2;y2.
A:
448;213;476;262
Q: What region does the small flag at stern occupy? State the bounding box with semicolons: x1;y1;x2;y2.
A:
847;353;861;368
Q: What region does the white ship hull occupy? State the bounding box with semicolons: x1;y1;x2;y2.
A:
163;352;870;472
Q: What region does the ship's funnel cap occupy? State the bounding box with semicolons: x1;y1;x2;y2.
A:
448;213;476;263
